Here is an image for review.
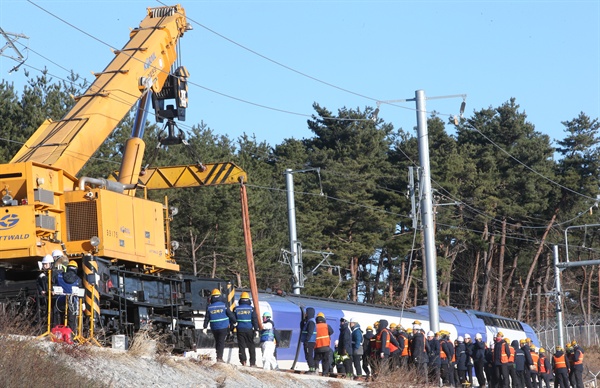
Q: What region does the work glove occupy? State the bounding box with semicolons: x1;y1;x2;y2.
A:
254;331;259;338
202;328;207;335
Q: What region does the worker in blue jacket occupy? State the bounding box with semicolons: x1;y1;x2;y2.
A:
203;288;236;363
300;307;317;373
234;292;259;366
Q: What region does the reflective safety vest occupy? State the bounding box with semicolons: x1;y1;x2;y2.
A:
399;333;410;356
234;304;254;330
375;329;398;352
531;353;539;372
554;354;567;369
440;340;456;362
573;349;584;365
207;301;230;330
539;356;547;374
300;318;316;343
508;346;515;363
315;323;331;348
500;343;510;364
260;321;275;342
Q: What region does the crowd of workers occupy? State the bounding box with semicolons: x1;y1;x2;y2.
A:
300;314;587;388
36;250;82;335
203;292;587;387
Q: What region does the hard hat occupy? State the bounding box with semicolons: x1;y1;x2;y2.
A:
317;312;325;318
412;320;421;325
240;291;250;299
427;331;434;337
413;324;421;331
68;260;78;268
390;323;397;329
464;333;471;339
475;333;483;340
539;348;545;353
349;317;357;323
458;336;464;342
526;337;532;342
366;326;373;331
262;311;272;318
530;345;536;351
51;249;64;258
374;321;379;328
407;328;413;333
211;288;221;296
571;340;577;346
556;346;563;351
519;339;527;344
505;338;510;344
41;255;54;264
497;332;504;338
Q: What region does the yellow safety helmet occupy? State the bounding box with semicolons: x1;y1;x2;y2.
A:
539;348;545;353
556;346;563;351
519;339;527;345
211;288;221;296
240;291;250;299
571;340;577;346
412;320;421;325
530;345;536;352
504;338;510;344
496;332;504;338
317;312;325;318
407;328;413;333
374;321;379;328
68;260;78;269
366;326;373;331
390;323;397;329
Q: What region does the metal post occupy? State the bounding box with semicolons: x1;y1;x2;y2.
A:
553;245;565;348
415;90;440;333
285;169;301;294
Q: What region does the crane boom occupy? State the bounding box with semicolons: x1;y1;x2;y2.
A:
10;5;190;178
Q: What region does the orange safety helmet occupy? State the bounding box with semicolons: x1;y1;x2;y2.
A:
211;288;221;296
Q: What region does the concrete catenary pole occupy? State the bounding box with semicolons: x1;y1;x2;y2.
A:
415;89;440;332
285;168;302;295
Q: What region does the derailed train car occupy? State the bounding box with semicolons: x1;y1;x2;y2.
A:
192;290;540;370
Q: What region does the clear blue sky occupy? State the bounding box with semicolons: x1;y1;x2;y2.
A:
1;0;599;149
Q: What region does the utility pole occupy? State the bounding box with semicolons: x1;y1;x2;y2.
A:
554;223;600;347
284;167;322;295
415;90;440;333
376;91;466;333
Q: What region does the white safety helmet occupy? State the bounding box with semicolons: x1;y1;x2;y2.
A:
475;333;483;340
457;336;464;342
427;331;434;337
464;333;471;339
51;250;64;259
41;254;54;264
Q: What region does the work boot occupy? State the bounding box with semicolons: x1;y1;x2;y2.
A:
241;361;246;366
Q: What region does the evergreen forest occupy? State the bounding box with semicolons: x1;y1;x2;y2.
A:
2;72;600;327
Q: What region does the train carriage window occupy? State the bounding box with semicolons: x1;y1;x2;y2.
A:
275;330;292;349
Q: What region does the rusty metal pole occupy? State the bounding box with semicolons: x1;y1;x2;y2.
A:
240;178;262;329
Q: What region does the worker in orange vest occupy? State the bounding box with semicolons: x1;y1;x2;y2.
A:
313;312;333;376
537;348;551;388
570;340;584;388
552;346;570;388
492;332;511;388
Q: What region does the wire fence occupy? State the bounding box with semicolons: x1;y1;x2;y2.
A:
532;315;600;351
533;316;600;387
